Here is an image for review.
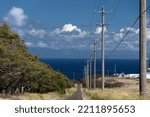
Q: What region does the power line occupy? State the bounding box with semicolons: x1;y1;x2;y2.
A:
105;0;120;23
104;0;121;41
85;0;99;59
106;5;150;58
104;0;121;51
107;0;121;24
102;0;104;6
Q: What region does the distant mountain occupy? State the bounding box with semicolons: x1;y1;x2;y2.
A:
0;24;73;95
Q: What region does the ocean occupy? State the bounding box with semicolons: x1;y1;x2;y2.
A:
39;58;148;80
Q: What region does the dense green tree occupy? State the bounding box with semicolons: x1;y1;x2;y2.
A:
0;24;73;94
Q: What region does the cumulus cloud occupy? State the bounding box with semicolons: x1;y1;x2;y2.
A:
127;43;138;51
51;23;88;38
25;42;32;47
119;27;150;41
147;28;150;40
105;27;140;53
95;26;107;34
114;33;123;41
126;27;139;34
28;28;46;39
61;24;81;32
25;41;49;48
37;41;48;48
24;41;49;48
13;27;25;36
53;28;61;35
147;15;150;25
120;28;125;32
3;7;28;27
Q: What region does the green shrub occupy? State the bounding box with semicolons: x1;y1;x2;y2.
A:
0;24;70;94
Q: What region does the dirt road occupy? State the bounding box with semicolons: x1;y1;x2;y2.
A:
67;83;82;100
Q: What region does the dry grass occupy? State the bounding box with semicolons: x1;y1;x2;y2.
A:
82;78;150;100
0;85;76;100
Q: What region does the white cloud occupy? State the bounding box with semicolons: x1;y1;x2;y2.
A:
13;27;25;36
25;41;49;48
37;41;48;48
71;44;87;49
74;30;88;38
61;24;81;32
53;28;61;35
126;27;139;34
119;27;149;41
114;33;123;41
4;7;27;27
95;26;107;34
51;23;88;39
28;28;46;38
104;27;141;52
126;43;138;51
25;42;32;47
120;28;125;32
147;15;150;25
147;28;150;40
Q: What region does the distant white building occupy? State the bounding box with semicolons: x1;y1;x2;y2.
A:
147;73;150;79
148;68;150;72
118;58;150;79
125;74;139;78
114;61;150;79
119;72;150;79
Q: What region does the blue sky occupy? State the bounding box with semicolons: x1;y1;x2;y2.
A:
0;0;150;58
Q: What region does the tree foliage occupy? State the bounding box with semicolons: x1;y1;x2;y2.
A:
0;24;73;94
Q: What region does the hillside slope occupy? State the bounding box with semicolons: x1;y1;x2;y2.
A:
0;24;72;95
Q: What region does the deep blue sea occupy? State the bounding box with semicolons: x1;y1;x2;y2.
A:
39;58;150;80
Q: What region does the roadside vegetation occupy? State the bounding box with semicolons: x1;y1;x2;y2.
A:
82;78;150;100
0;84;77;100
0;24;74;97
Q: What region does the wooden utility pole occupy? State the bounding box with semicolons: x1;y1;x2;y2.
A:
101;6;105;91
99;6;111;90
86;60;89;88
90;52;92;88
94;39;97;89
84;66;87;87
73;72;75;80
139;0;147;96
107;70;109;76
114;64;117;76
147;58;149;70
